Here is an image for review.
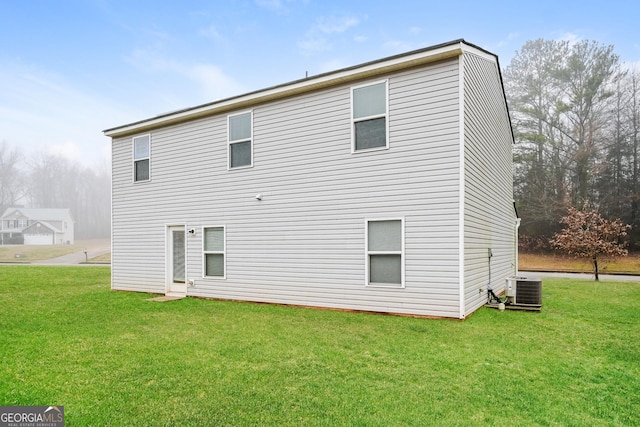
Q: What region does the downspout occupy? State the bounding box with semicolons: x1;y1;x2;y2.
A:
488;248;493;288
515;217;521;275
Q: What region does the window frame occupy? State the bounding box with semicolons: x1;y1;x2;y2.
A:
351;80;389;153
132;134;151;183
227;110;254;170
365;217;405;288
202;225;226;279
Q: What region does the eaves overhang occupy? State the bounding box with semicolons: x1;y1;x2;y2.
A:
104;39;479;138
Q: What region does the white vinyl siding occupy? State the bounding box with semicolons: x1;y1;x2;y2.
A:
228;111;253;169
462;52;516;316
110;48;512;318
111;58;463;317
366;219;404;287
351;80;388;152
203;226;225;278
133;135;150;182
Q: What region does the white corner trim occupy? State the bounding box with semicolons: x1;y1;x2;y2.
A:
458;54;466;319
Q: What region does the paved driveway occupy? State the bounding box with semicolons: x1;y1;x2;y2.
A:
33;244;110;266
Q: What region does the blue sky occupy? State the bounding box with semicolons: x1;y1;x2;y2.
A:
1;0;639;166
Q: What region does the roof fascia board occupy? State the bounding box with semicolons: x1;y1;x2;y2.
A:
460;43;497;62
104;42;465;138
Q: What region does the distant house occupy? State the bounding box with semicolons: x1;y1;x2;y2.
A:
0;208;75;245
104;39;518;319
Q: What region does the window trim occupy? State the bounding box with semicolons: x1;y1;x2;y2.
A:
132;134;151;183
351;80;389;153
365;217;405;288
202;225;226;279
227;110;254;170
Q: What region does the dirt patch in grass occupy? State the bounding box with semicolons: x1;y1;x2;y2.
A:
520;252;640;274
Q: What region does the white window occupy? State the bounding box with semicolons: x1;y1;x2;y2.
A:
228;111;253;169
366;219;404;287
133;135;150;182
352;80;388;152
203;226;225;278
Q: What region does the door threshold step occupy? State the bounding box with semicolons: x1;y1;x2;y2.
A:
148;294;186;302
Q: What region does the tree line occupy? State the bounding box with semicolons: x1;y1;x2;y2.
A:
0;142;110;239
505;38;639;251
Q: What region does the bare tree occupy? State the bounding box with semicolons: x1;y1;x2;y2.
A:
550;202;631;280
0;141;24;211
27;152;110;239
75;164;111;238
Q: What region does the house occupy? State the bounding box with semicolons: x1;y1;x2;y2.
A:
104;39;517;319
0;208;75;245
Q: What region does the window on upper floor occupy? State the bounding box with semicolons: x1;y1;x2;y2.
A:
352;80;388;152
133;135;151;182
228;111;253;169
203;226;225;278
366;218;404;287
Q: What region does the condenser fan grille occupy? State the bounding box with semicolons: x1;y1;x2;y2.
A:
515;279;542;305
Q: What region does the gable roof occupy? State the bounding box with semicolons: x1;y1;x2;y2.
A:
0;208;73;222
104;39;505;139
22;221;62;234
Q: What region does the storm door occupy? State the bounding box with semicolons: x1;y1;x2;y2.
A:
167;225;187;295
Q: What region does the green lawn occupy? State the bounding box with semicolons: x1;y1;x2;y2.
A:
1;266;638;426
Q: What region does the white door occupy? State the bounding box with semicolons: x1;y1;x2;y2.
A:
167;226;187;296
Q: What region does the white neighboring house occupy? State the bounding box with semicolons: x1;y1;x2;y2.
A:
104;39;518;319
0;208;75;245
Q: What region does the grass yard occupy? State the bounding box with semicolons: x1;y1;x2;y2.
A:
0;267;638;426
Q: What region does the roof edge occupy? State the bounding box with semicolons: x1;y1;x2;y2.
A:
104;39;474;138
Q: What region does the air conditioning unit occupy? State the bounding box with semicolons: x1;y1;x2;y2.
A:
505;277;542;306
